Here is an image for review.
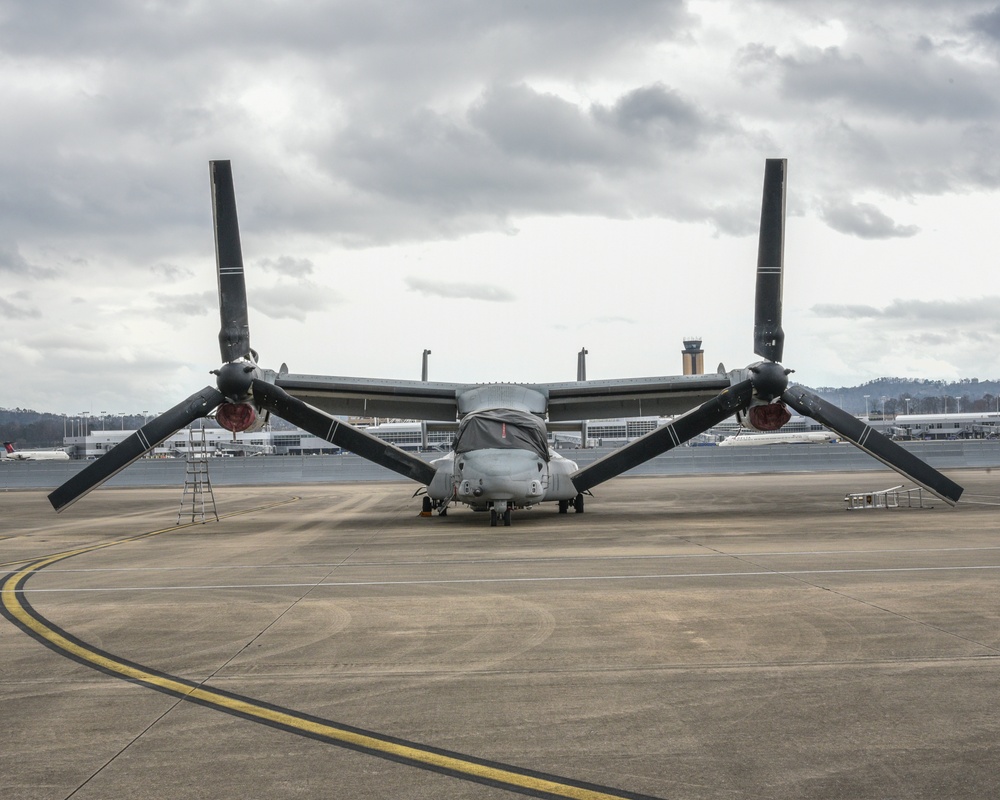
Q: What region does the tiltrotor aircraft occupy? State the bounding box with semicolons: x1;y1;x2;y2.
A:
49;159;964;524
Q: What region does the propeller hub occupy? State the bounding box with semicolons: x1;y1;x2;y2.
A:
215;360;256;401
749;361;791;401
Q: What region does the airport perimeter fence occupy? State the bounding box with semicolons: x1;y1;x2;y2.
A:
3;440;998;492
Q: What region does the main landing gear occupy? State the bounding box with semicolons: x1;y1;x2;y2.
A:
558;494;585;514
490;503;512;527
420;495;448;517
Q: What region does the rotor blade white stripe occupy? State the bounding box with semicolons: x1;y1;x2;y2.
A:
668;425;681;448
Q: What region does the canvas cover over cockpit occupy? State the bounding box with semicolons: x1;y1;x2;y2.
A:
454;409;549;461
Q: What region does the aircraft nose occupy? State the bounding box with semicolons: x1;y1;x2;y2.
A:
455;450;546;503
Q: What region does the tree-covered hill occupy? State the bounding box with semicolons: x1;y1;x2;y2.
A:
812;378;1000;416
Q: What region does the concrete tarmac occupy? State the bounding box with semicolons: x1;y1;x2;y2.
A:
2;471;999;799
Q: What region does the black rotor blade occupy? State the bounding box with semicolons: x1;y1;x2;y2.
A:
754;158;786;363
571;380;753;494
782;385;963;505
251;380;437;485
211;160;251;364
48;387;225;512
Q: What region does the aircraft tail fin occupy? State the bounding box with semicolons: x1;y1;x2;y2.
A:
3;442;15;454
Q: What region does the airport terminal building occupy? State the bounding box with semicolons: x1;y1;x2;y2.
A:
55;409;1000;461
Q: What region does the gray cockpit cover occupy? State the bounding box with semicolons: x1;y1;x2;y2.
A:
454;409;549;461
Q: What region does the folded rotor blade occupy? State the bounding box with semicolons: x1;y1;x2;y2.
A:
48;387;225;512
251;380;437;485
782;385;963;505
571;380;753;494
754;158;786;363
211;160;252;364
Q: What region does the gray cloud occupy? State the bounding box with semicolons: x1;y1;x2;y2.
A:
0;293;41;320
250;281;340;320
316;81;747;245
775;46;998;122
150;263;196;283
0;1;691;62
813;297;1000;326
0;242;56;278
468;84;614;166
969;5;1000;43
603;84;715;149
3;1;993;260
0;0;993;262
820;200;920;239
152;291;216;317
406;276;516;302
257;256;315;277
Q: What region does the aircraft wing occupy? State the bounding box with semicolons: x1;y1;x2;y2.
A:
276;373;465;421
277;372;733;423
539;373;732;422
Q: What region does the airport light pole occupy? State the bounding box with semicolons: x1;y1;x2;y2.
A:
863;395;870;417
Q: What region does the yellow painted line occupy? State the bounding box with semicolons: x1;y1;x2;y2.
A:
1;502;659;800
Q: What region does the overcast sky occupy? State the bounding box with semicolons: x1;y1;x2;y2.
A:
3;0;999;417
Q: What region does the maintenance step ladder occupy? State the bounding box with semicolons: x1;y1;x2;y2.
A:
176;426;219;524
844;485;928;510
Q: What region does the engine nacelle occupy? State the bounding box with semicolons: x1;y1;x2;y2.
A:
736;400;791;432
216;402;267;433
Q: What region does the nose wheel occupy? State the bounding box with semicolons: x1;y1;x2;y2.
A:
490;504;512;527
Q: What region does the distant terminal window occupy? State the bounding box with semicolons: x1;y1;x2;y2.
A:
626;419;659;437
589;423;627;438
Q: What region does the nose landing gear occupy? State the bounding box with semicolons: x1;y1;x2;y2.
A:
490;503;513;527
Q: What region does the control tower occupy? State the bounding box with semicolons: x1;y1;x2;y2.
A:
682;337;704;375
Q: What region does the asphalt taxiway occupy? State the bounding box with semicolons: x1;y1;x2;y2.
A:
2;470;999;799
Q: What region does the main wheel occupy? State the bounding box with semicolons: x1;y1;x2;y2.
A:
490;509;498;527
558;500;568;514
573;494;584;513
503;508;511;526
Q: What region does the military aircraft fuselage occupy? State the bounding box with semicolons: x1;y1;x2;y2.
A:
428;448;580;510
423;384;581;519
